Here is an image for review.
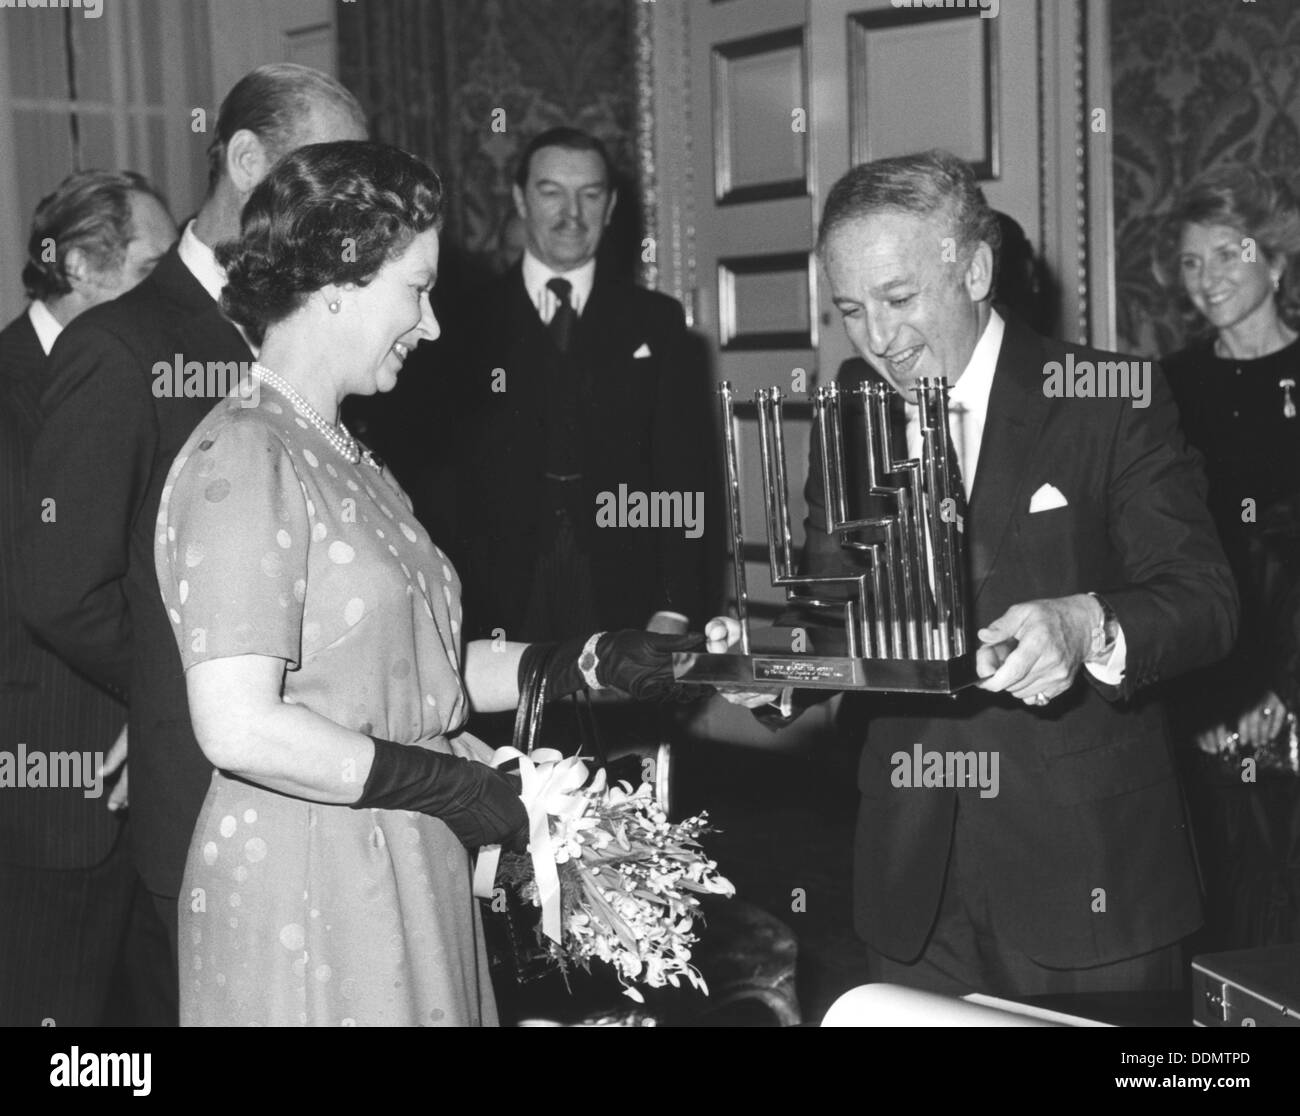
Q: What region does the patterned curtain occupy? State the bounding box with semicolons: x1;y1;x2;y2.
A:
1111;0;1300;357
337;0;638;281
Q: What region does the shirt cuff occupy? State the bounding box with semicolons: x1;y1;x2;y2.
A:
649;610;690;628
1084;622;1127;686
778;686;795;717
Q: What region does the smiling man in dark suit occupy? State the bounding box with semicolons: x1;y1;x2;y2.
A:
447;127;716;646
1;169;175;1025
20;64;366;1022
721;149;1237;999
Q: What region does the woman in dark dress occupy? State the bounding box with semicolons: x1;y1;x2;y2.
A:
1155;163;1300;948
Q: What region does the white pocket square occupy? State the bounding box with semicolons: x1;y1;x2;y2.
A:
1028;483;1068;513
632;342;652;358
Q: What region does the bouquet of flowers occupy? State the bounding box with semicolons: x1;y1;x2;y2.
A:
473;747;735;1001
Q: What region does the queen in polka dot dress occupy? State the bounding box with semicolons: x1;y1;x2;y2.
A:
158;141;710;1027
153;142;534;1026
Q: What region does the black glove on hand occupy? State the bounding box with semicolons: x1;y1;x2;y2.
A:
354;737;529;852
519;630;707;704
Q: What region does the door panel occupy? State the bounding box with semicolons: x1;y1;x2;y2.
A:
691;0;816;618
677;0;1094;621
811;0;1043;391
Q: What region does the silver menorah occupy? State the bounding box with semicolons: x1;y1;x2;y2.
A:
674;378;978;693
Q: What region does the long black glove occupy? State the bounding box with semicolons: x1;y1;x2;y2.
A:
353;737;529;852
518;630;707;704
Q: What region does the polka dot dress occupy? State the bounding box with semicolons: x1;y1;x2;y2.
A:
155;392;495;1027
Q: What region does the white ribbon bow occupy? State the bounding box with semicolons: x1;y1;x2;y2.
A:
472;746;601;944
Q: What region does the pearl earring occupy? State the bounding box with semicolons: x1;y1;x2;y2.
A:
1273;275;1282;292
328;299;341;313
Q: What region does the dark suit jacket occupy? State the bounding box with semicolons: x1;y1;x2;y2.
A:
20;245;251;898
799;318;1237;968
444;263;718;638
0;311;126;869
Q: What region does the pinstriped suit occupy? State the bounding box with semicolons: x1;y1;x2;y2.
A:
0;308;134;1025
19;247;251;1028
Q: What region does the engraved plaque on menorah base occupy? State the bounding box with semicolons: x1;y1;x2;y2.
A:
673;650;979;694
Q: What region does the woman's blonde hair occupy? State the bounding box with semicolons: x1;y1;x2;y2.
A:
1153;163;1300;332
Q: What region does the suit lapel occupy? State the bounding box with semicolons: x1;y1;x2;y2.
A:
500;265;550;409
0;314;48;435
180;300;253;363
966;319;1054;602
148;244;213;317
575;278;644;411
503;263;538;335
575;275;621;356
137;244;251;367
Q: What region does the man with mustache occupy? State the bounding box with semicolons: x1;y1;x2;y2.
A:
445;127;716;661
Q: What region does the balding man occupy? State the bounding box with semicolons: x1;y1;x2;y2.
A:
1;169;174;1025
21;64;367;1018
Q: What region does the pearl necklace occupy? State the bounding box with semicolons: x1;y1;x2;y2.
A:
252;363;380;469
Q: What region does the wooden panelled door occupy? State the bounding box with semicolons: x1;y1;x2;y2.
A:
680;0;1046;621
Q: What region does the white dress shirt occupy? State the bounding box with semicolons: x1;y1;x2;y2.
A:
900;309;1125;684
178;218;260;354
28;299;63;357
904;309;1003;497
521;250;595;323
177;219;227;303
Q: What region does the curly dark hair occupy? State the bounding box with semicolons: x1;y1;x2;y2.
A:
217;141;443;346
1152;163;1300;335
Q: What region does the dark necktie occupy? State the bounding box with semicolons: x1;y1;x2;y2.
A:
909;404;968;501
946;406;968;508
542;276;584;529
945;426;968;549
547;277;576;353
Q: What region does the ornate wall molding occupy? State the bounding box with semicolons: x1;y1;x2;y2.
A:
633;0;658;289
1038;0;1116;349
637;0;696;316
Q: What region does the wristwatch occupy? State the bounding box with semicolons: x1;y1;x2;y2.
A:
1087;592;1119;661
578;632;605;690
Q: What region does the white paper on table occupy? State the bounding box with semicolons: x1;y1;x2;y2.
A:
821;983;1111;1027
963;992;1114;1027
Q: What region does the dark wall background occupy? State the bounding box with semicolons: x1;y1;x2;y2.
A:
1111;0;1300;358
337;0;641;286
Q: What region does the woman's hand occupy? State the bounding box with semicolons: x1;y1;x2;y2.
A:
1194;692;1289;755
1236;691;1288;748
705;615;742;653
1194;724;1237;756
594;630;706;701
705;616;779;709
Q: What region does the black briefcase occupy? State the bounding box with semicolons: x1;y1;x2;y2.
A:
1191;945;1300;1027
